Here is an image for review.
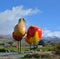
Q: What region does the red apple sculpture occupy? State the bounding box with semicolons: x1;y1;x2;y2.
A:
25;26;42;44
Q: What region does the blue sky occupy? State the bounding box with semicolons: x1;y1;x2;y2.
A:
0;0;60;37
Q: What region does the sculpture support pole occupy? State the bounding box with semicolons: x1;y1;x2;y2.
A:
18;40;21;54
33;44;35;53
30;44;31;52
18;41;19;53
18;41;21;54
20;40;21;54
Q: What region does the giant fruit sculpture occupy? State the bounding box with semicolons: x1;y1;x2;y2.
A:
12;18;26;41
25;26;42;44
12;18;26;54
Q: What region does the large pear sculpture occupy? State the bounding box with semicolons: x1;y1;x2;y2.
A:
12;18;26;41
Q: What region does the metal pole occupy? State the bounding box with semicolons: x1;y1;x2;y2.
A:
18;41;19;53
20;40;21;54
30;44;31;52
33;44;35;53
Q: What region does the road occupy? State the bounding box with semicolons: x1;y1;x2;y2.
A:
0;52;24;59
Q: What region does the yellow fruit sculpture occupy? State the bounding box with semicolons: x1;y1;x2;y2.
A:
12;18;26;41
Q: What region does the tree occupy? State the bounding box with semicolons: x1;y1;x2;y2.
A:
38;40;45;46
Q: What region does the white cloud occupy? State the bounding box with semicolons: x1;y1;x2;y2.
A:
43;29;60;38
0;5;41;34
0;5;40;21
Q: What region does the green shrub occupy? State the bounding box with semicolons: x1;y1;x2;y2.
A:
32;53;40;58
55;43;60;55
23;53;51;59
0;48;6;52
24;54;33;58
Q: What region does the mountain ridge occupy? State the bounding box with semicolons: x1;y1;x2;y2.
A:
0;34;60;43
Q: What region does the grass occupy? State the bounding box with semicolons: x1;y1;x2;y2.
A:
18;58;51;59
0;45;54;53
37;46;54;51
24;46;54;51
0;46;56;59
5;47;17;51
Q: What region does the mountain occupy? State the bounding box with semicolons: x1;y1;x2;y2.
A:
41;36;60;44
0;34;60;44
0;34;13;41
